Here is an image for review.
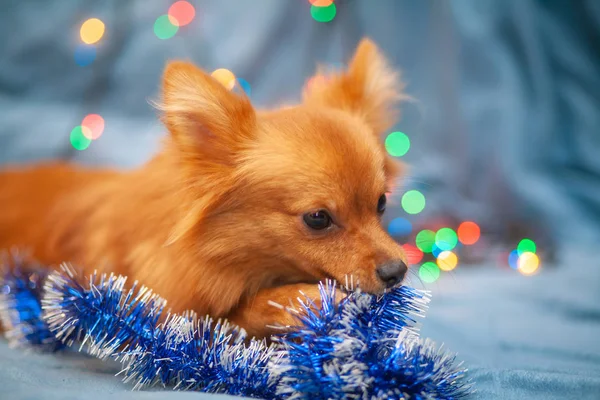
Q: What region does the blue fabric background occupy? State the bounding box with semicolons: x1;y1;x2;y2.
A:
1;0;599;398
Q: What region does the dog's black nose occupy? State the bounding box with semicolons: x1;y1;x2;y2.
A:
376;260;408;288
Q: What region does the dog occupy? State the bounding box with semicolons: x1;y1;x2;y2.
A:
0;38;408;338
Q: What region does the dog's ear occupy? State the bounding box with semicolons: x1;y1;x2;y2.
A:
160;61;256;165
303;38;406;135
159;62;255;245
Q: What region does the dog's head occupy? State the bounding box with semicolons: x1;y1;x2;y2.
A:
160;39;408;294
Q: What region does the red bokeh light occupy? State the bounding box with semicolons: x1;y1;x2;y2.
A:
402;243;424;265
168;1;196;27
457;221;481;245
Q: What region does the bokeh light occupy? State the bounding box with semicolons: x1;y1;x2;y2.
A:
385;131;410;157
517;238;537;255
70;126;92;151
237;78;252;97
80;18;105;45
81;114;105;140
211;68;236;90
508;249;519;270
457;221;480;245
435;228;458;251
74;45;96;67
419;262;440;283
415;229;435;253
168;1;196;27
401;190;425;214
154;15;179;40
431;243;443;258
402;244;423;265
311;3;337;23
518;252;540;275
388;217;412;237
309;0;334;6
437;251;458;271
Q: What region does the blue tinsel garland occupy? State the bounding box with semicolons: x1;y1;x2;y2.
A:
0;260;474;399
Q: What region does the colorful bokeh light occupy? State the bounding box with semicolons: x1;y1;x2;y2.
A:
518;252;540;275
435;227;458;251
70;126;92;150
415;229;435;253
168;1;196;27
401;190;425;214
311;3;337;23
388;217;412;237
457;221;480;245
80;18;105;45
431;243;443;258
74;45;96;67
437;251;458;272
154;15;179;40
237;78;252;97
385;131;410;157
419;262;440;283
211;68;236;90
309;0;334;6
517;238;537;255
508;249;519;270
402;244;423;265
81;114;105;140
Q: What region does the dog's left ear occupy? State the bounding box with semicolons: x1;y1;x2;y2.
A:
303;38;406;136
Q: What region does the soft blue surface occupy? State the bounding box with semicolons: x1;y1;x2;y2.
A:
2;255;599;399
1;0;599;399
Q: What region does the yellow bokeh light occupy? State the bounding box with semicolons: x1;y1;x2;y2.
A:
211;68;236;91
437;251;458;271
518;252;540;276
80;18;105;45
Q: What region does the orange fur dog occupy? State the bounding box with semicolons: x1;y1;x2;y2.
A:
0;39;408;338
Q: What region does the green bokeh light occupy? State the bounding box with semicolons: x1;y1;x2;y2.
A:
435;228;458;251
517;238;536;255
154;15;179;40
311;4;336;23
401;190;426;214
415;229;436;253
70;126;91;151
385;131;410;157
419;261;440;283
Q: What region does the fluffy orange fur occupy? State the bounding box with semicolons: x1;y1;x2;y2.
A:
0;39;407;338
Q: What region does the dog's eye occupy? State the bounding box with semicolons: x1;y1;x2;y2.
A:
377;194;387;214
303;210;332;231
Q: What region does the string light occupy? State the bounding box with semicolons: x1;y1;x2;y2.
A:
80;18;105;45
402;244;423;265
311;2;336;22
401;190;425;214
237;78;251;97
70;126;92;151
419;262;440;283
211;69;236;90
508;250;519;270
385;131;410;157
81;114;105;140
415;230;435;253
517;238;536;255
74;45;96;67
168;1;196;27
154;15;178;39
518;252;540;275
435;228;458;251
437;251;458;272
457;221;480;245
388;217;412;237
